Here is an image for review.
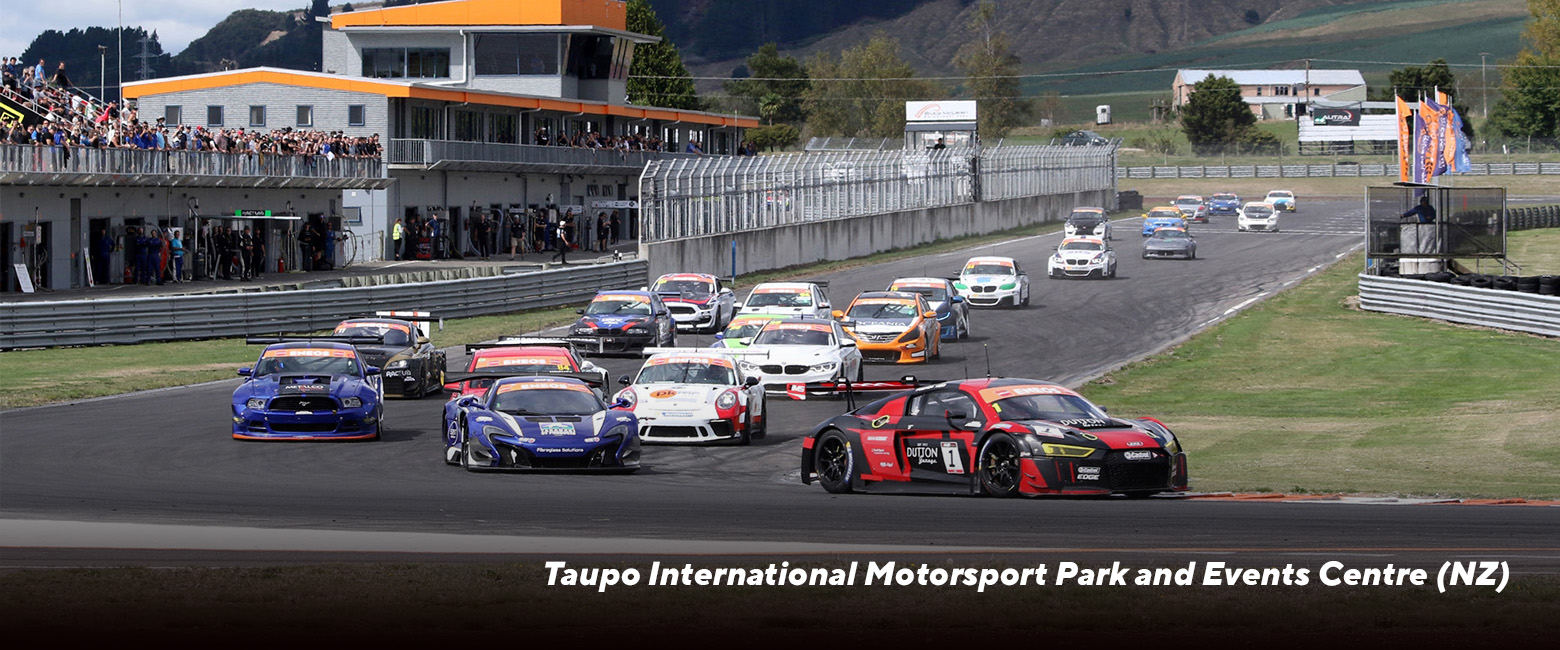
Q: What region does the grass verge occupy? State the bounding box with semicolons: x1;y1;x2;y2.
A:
1121;176;1560;202
1079;252;1560;499
1458;226;1560;274
0;219;1073;410
1;563;1555;643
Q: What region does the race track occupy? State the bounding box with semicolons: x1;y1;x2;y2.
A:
4;200;1556;567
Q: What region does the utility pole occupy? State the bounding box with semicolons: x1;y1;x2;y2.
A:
1479;52;1491;118
116;0;122;103
97;45;106;102
1303;58;1311;118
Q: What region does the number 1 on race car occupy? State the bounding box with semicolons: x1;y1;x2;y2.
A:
941;441;965;474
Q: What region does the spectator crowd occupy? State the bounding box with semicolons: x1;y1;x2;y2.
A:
3;56;380;159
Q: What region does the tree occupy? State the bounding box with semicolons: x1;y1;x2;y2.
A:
1375;59;1474;137
724;43;810;125
1489;1;1560;137
626;0;702;110
953;1;1031;140
1179;74;1256;155
802;33;943;138
311;0;331;19
748;123;801;151
1036;90;1063;126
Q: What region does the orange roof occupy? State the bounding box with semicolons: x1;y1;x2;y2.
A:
123;69;758;129
333;0;627;31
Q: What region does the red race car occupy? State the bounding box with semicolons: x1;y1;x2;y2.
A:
799;377;1188;498
446;338;607;400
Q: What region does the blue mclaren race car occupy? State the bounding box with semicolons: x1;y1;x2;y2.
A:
232;339;385;441
1142;207;1188;237
443;373;642;472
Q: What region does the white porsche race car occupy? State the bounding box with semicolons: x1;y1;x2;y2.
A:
616;350;766;445
739;281;833;319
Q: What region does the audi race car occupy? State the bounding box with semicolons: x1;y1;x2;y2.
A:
736;318;864;387
1047;237;1117;279
443;374;641;472
1238;202;1280;232
333;311;446;398
616;350;766;444
712;313;788;349
1173;195;1209;223
1142;206;1188;237
837;291;941;364
799;378;1188;497
1208;192;1241;217
1063;207;1112;240
1142;227;1197;260
888;277;969;340
232;339;384;441
567;290;678;355
1265;190;1297;212
739;281;833;319
953;256;1030;308
650;272;737;334
446;339;608;400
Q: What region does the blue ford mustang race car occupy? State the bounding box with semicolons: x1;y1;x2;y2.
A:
232;340;384;441
443;374;641;472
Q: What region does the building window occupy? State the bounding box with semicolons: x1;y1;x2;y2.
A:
1275;85;1291;96
1254;87;1262;96
165;105;182;125
474;34;559;75
249;105;266;127
348;105;366;127
361;48;449;78
565;35;615;80
453;110;483;142
296;105;313;128
408;106;438;139
206;105;224;126
487;113;517;144
1313;87;1321;96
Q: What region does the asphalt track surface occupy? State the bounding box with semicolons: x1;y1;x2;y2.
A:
3;200;1557;570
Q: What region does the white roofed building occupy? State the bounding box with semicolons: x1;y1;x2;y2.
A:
1173;69;1367;120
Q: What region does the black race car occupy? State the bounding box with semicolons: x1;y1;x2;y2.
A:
798;377;1188;497
332;311;447;398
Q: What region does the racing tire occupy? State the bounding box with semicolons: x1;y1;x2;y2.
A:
977;433;1023;498
930;336;941;360
1189;249;1197;260
737;412;753;446
814;431;854;494
1020;288;1030;308
855;362;865;383
958;312;970;339
459;434;473;470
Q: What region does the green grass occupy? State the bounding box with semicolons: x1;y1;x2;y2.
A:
1079;251;1560;499
0;219;1078;410
2;563;1557;642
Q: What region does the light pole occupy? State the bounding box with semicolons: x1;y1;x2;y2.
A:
1479;52;1491;119
98;45;106;102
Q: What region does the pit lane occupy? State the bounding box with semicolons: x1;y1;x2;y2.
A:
3;200;1556;565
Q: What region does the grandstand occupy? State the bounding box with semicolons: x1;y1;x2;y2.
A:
1;0;755;292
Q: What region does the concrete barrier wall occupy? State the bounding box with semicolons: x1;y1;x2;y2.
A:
641;190;1111;279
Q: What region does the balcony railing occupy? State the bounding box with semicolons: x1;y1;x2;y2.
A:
388;139;705;172
0;144;388;188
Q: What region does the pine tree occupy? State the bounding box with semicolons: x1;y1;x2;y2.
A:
626;0;702;110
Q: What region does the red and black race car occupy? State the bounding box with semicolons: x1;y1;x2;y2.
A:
798;377;1188;498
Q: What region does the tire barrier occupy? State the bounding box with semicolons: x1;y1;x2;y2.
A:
0;260;648;349
1506;205;1560;231
1358;274;1560;337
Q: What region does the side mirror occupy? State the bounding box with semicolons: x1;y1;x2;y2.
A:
366;366;382;376
237;367;253;377
951;295;964;303
612;397;633;409
618;374;632;386
1099;406;1109;413
831;309;845;320
457;395;479;408
442;382;459;392
418;336;431;345
744;376;760;387
923;311;937;319
576;309;584;315
739;337;754;346
713;332;725;340
841;339;857;347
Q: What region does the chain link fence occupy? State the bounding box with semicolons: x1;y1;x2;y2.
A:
638;145;1118;243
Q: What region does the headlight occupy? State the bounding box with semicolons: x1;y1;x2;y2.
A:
341;397;363;409
626;327;649;334
482;425;509;438
715;390;738;410
1164;436;1182;455
1091;254;1104;262
809;361;837;373
738;361;761;373
998;282;1016;290
573;326;593;335
936;311;951;320
386;359;409;369
617;388;637;408
1040;443;1096;458
896;329;918;343
245;398;267;410
603;423;630;439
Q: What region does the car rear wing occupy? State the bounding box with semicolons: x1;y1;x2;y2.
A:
444;368;608;389
373;310;439;338
245;335;385;346
640;347;771;358
783;375;944;409
468;337;586;357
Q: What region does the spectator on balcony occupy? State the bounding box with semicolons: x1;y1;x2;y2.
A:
50;62;70;90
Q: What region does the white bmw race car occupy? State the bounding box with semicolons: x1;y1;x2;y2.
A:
735;318;864;388
953;256;1031;308
616;350;766;445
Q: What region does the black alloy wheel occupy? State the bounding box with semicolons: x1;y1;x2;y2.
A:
978;433;1023;497
814;431;854;494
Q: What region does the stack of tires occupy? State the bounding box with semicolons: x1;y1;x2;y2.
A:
1444;273;1559;294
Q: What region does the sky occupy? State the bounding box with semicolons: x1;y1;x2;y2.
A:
1;1;315;61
